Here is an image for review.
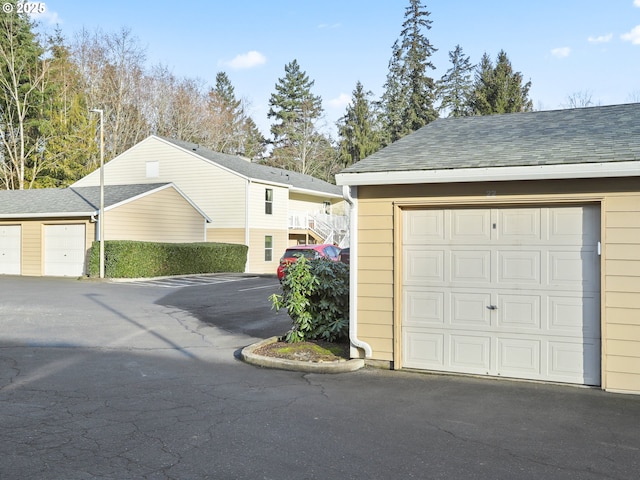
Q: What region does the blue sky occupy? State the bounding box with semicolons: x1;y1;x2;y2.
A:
34;0;640;138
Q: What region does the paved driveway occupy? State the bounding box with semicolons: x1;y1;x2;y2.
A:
1;275;640;480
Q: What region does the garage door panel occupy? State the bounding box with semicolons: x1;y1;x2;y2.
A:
451;292;491;327
548;294;600;337
498;294;541;330
451;250;491;284
403;210;445;244
548;340;601;385
497;208;541;241
497;250;541;284
451;210;492;242
404;247;444;283
549;249;600;290
403;329;444;369
450;334;491;372
549;207;600;243
498;338;541;375
404;289;444;326
402;205;601;386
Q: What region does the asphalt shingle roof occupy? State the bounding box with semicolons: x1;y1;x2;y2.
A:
0;184;170;216
341;103;640;174
159;137;342;196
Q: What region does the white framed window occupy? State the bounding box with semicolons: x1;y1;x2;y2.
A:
264;235;273;262
265;189;273;215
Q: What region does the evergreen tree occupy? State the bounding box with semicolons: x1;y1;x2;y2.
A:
337;81;381;167
468;50;533;115
37;28;98;187
0;0;48;189
266;59;326;176
208;71;265;159
437;44;474;117
380;0;438;145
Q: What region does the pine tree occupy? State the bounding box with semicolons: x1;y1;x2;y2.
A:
380;0;438;145
267;59;326;175
468;50;533;115
37;28;98;187
207;71;265;159
437;45;474;117
337;81;381;167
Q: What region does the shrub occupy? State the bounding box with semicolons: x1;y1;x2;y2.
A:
88;241;247;278
269;256;349;343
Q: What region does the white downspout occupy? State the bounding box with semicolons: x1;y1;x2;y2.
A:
245;179;251;273
343;184;372;358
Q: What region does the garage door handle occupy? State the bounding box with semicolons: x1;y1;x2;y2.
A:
486;305;498;310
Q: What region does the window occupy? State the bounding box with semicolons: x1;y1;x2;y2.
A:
265;189;273;215
264;236;273;262
323;201;331;214
146;161;159;178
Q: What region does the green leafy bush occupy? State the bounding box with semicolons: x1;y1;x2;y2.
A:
270;256;349;343
88;241;247;278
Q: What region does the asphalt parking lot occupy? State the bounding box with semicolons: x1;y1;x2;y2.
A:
1;275;640;480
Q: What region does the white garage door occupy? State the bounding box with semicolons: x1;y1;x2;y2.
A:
0;225;21;275
44;225;86;277
402;206;601;385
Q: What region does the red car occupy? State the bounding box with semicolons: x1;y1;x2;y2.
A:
277;244;341;280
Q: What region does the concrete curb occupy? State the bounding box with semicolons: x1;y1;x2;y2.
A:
240;336;365;374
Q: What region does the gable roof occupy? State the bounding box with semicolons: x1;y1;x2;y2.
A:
337;103;640;186
0;183;210;221
156;136;342;197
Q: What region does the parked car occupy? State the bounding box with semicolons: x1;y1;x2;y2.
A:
277;244;341;280
338;247;350;265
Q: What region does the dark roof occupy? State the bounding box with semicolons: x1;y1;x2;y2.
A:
0;184;170;216
159;137;342;196
341;103;640;174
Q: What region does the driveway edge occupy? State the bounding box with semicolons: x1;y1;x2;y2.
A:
240;337;365;374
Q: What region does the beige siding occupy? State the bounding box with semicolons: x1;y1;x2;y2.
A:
206;228;246;245
247;227;287;274
357;198;394;361
289;192;344;215
105;187;206;242
73;137;246;229
249;182;288;230
1;218;94;276
603;195;640;393
353;179;640;393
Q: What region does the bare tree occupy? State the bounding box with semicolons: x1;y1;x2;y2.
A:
72;27;150;159
563;91;600;109
0;8;49;189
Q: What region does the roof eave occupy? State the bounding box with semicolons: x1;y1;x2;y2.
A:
336;161;640;186
0;212;95;219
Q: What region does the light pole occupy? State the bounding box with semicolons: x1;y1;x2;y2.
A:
90;109;105;279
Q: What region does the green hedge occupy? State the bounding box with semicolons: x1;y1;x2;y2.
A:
88;241;248;278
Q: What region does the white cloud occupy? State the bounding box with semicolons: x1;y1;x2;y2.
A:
222;51;267;69
551;47;571;58
318;23;341;30
31;9;61;25
621;25;640;44
588;33;613;44
328;93;351;110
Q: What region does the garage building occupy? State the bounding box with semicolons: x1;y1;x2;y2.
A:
336;103;640;394
0;183;209;277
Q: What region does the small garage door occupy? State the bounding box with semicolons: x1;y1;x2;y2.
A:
402;205;601;385
44;225;86;277
0;225;21;275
